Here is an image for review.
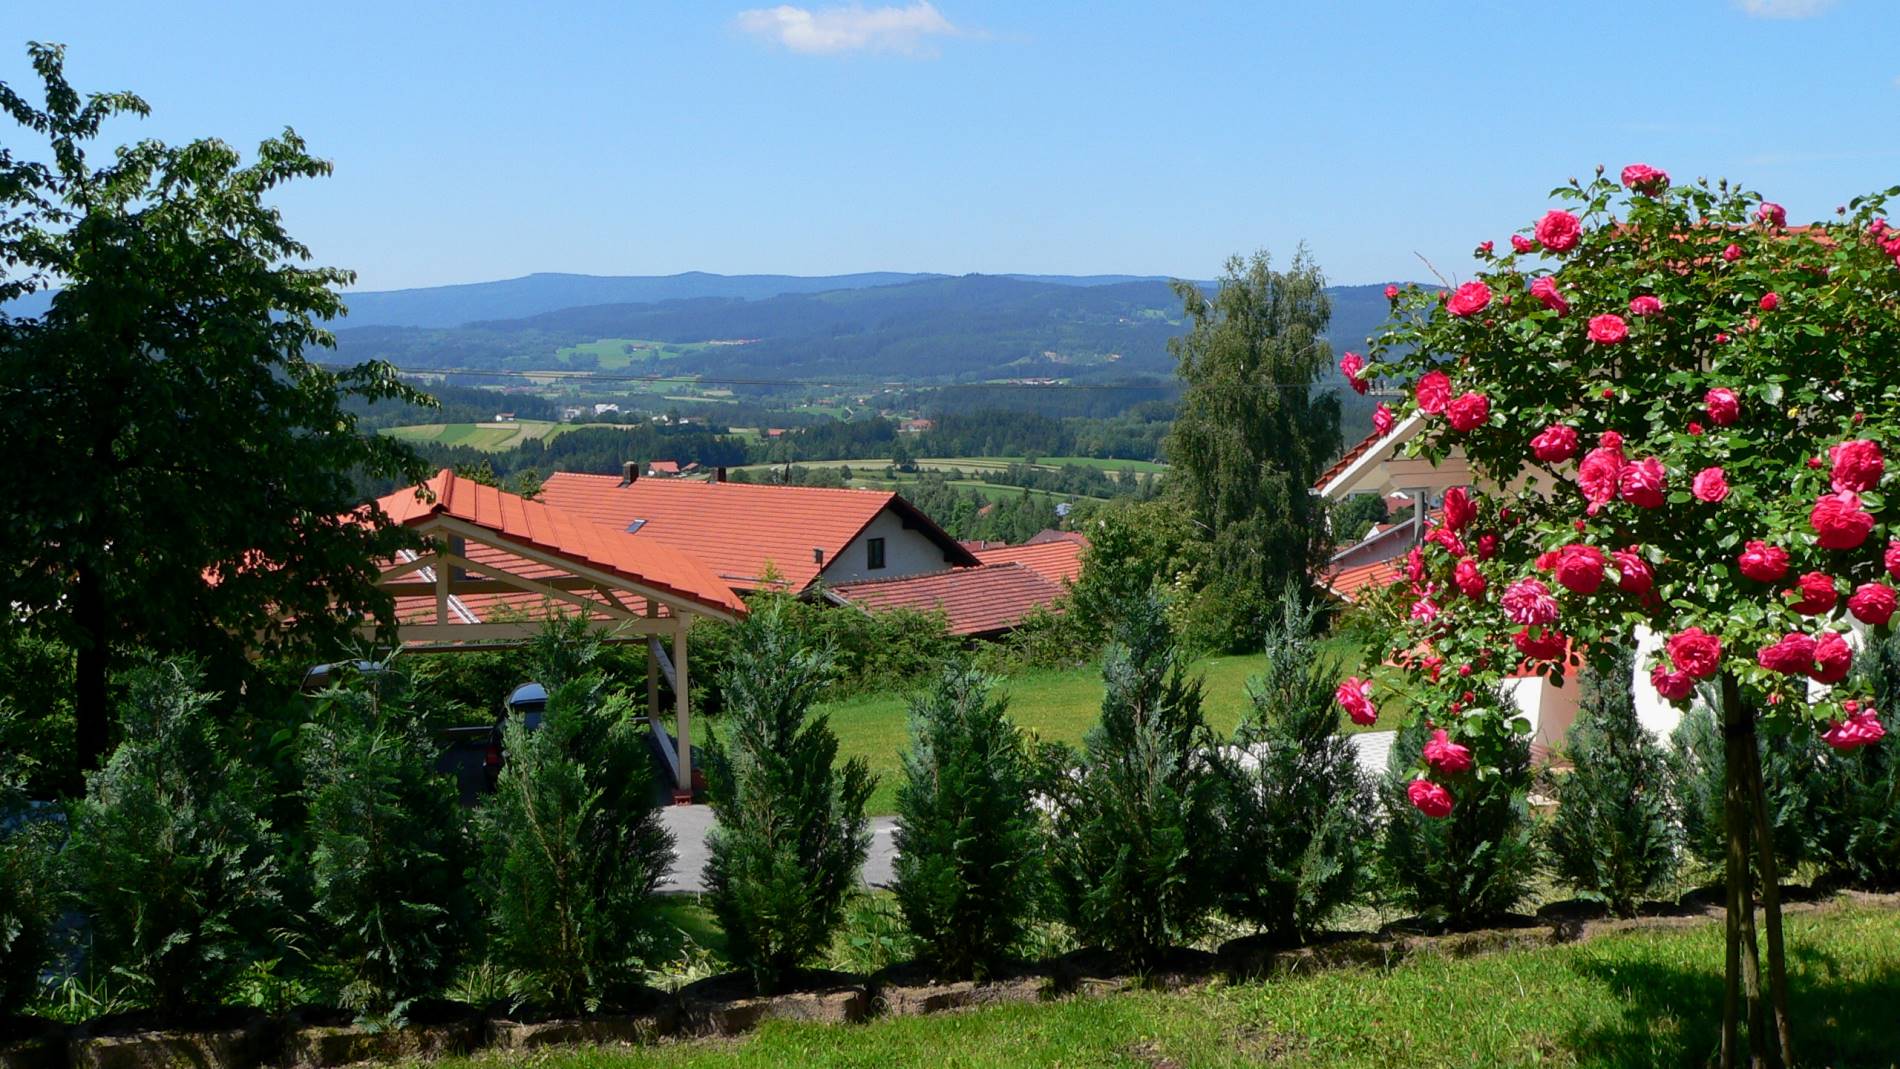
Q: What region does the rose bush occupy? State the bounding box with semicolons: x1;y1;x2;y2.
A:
1350;166;1900;1065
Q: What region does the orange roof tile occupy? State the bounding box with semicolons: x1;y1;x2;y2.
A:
372;470;746;617
537;473;975;592
830;562;1064;637
1320;559;1403;603
1314;426;1391;492
1024;529;1089;546
972;538;1086;586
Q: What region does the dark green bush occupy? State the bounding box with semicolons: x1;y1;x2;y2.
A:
1548;652;1679;916
1378;701;1536;929
1046;595;1222;968
1214;587;1373;943
1806;634;1900;888
474;620;675;1013
891;662;1044;980
0;709;62;1013
65;658;282;1015
301;665;471;1020
1672;705;1831;875
688;597;957;716
703;600;873;993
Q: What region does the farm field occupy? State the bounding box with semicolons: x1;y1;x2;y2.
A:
435;903;1900;1069
553;337;710;369
736;455;1167;476
382;418;593;451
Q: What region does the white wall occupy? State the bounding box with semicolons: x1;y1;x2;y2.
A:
820;507;959;585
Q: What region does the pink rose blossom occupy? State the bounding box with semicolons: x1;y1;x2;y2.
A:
1423;729;1474;775
1578;447;1626;513
1335;677;1378;726
1530;276;1569;315
1372;403;1395;436
1426;527;1466;558
1790;571;1838;616
1476;533;1499;560
1722;243;1743;262
1759;292;1780;311
1613;547;1653;595
1848;582;1898;626
1822;707;1887;752
1758;632;1819;675
1385;284;1400;300
1531;424;1580;463
1501;577;1560;625
1447;391;1491;432
1651;664;1695;702
1692;466;1729;503
1588;314;1630;345
1886;541;1900;580
1619;457;1667;509
1621;163;1670;194
1667;628;1723;679
1339;352;1369;395
1705;388;1741;426
1739;540;1790;582
1811;491;1875;550
1535;210;1582;252
1447;281;1492;317
1598;431;1624;453
1513;626;1566;662
1454;558;1487;598
1407;778;1455;819
1410;596;1441;622
1757;201;1787;228
1553;544;1608;594
1688;421;1705;437
1829;439;1884;493
1811;630;1853;684
1510;234;1537;253
1416;369;1452;415
1628;294;1663;317
1442;486;1477;531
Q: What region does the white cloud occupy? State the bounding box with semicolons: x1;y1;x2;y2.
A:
734;2;968;56
1733;0;1835;18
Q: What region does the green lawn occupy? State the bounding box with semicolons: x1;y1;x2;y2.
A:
438;903;1900;1069
824;642;1367;815
383;419;610;452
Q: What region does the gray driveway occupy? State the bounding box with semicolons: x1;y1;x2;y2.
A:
657;806;900;894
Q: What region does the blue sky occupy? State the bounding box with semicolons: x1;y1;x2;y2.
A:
3;0;1896;292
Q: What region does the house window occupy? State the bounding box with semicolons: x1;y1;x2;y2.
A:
867;537;886;570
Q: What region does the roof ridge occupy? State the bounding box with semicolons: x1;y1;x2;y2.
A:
830;560;1049;591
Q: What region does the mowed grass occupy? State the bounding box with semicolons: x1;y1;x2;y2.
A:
825;641;1366;816
435;904;1900;1069
383;420;624;452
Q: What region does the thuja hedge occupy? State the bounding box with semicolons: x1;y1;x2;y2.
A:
4;616;1900;1026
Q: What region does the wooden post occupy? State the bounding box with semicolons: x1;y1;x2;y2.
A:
434;550;449;625
645;599;660;724
674;614;692;797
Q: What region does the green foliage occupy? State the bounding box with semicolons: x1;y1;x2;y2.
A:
1805;635;1900;888
1327;493;1391;544
65;659;282;1015
1671;706;1829;875
1548;652;1679;916
1046;596;1222;968
1378;704;1536;929
0;709;62;1012
891;663;1045;980
1214;587;1374;942
703;601;874;993
0;45;430;773
689;596;958;716
0;628;75;796
1163;250;1341;650
1066;498;1217;650
301;664;471;1020
474;619;675;1013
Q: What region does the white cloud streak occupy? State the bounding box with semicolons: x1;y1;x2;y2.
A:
1733;0;1835;18
734;2;968;56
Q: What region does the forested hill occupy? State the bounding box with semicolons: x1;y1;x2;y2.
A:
330;274;1407;386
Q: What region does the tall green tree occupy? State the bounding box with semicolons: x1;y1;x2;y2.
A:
1163;250;1340;649
0;44;429;779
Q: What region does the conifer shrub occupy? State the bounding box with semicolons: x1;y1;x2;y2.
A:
1808;634;1900;888
301;664;471;1021
65;658;282;1015
703;600;873;993
0;710;62;1014
1377;699;1536;929
1547;651;1679;915
1213;586;1374;943
1046;595;1222;968
891;661;1044;980
474;620;675;1013
1672;705;1830;875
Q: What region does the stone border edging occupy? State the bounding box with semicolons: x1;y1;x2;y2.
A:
4;891;1891;1069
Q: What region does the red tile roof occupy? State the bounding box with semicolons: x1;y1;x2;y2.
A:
1314;426;1391;492
537;473;974;592
1320;559;1403;603
830;562;1064;637
972;538;1086;586
1025;528;1089;546
373;470;746;617
648;460;681;475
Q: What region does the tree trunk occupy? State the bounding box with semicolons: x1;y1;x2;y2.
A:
1740;712;1794;1068
73;560;113;787
1717;673;1789;1069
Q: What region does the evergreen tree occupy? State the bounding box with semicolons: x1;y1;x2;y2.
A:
703;600;873;993
891;662;1044;980
1377;700;1536;929
1548;651;1679;916
1214;586;1373;942
1048;595;1221;968
65;658;282;1015
0;708;61;1012
1811;634;1900;888
1672;707;1829;875
474;620;675;1012
301;664;471;1020
1162;249;1340;649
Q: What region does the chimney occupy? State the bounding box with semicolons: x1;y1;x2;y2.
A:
715;466;728;483
812;547;825;565
620;460;640;487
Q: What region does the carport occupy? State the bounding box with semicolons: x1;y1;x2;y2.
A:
363;469;747;797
